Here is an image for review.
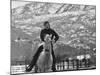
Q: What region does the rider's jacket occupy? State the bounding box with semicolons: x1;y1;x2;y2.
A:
40;28;59;42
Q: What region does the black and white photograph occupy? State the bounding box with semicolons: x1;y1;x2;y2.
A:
11;0;96;74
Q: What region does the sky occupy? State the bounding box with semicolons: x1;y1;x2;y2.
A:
11;0;31;9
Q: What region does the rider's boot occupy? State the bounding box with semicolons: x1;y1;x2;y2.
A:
25;58;37;72
52;64;56;72
25;65;33;72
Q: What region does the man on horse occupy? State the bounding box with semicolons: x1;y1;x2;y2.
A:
26;21;59;72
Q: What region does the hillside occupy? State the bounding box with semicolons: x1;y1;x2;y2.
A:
11;2;96;62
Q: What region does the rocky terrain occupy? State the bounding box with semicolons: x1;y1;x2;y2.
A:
11;2;96;63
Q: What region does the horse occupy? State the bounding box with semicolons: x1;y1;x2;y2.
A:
36;34;53;72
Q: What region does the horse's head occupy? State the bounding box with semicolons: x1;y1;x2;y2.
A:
44;34;52;43
44;34;52;52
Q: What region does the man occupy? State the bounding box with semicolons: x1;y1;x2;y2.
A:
26;21;59;72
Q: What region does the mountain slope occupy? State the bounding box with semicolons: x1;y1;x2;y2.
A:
11;2;96;61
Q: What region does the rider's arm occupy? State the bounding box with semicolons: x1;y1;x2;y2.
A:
52;29;59;42
40;30;45;42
